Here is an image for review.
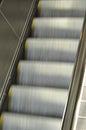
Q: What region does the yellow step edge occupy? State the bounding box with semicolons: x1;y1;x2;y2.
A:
0;116;2;125
8;87;12;108
37;1;40;11
8;87;12;98
31;20;34;30
25;39;29;52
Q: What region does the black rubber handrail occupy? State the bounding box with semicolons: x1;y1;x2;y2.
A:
62;12;86;130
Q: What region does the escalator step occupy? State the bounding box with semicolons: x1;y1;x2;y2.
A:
38;1;86;17
17;61;73;88
32;18;83;38
25;38;78;62
8;86;68;117
1;113;61;130
1;0;83;129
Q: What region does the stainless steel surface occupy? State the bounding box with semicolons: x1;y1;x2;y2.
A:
32;18;83;38
0;13;18;89
38;1;86;17
1;113;61;130
17;61;73;88
9;86;68;117
1;0;32;37
0;0;32;90
25;38;79;62
0;0;85;130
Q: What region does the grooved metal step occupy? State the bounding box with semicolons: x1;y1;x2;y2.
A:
8;86;68;117
25;38;78;62
32;18;83;38
17;61;73;88
38;1;86;17
1;113;61;130
1;0;85;130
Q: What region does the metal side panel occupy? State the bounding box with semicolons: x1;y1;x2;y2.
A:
61;13;86;130
0;0;39;112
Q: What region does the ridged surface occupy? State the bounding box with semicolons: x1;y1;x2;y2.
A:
1;0;85;130
17;61;73;88
8;86;68;117
32;18;83;38
1;113;61;130
38;1;86;17
25;38;78;62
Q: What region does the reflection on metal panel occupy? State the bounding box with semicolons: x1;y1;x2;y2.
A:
1;0;32;37
0;13;18;89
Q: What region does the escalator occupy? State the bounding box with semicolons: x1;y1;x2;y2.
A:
0;0;86;130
